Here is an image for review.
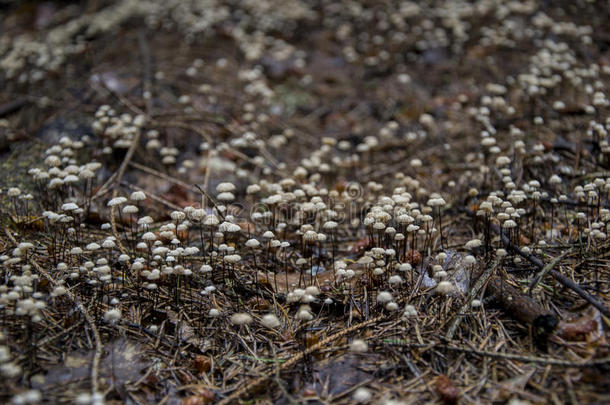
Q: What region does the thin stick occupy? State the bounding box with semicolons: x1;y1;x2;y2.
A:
384;339;610;368
527;250;570;294
215;315;384;405
194;184;226;221
120;182;182;211
110;130;142;256
445;260;498;340
129;161;200;193
494;224;610;317
463;207;610;318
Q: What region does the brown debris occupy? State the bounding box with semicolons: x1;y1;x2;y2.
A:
433;374;460;404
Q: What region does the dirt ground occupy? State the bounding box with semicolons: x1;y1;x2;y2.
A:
1;1;610;404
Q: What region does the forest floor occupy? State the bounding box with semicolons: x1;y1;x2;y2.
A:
1;1;610;404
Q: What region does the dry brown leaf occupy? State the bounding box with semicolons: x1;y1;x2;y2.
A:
558;308;603;341
434;374;460;404
193;355;211;374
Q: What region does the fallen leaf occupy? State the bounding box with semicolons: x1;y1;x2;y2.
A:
404;250;422;265
193;355;211;373
301;354;377;397
434;375;460;404
558;319;598;340
558;308;602;341
182;391;214;405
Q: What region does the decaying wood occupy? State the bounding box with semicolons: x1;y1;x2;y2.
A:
484;269;558;350
449;254;558;350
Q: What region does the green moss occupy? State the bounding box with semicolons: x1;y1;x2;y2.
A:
0;141;46;190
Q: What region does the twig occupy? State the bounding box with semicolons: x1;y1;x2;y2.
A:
445;260;498;340
194;184;225;221
120;182;182;211
151;120;212;143
216;315;384;404
38;319;84;347
385;339;610;367
527;250;570;294
447;343;610;367
493;223;610;317
110;130;142;256
128;161;200;193
549;268;609;317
